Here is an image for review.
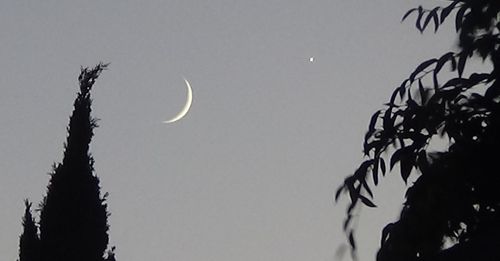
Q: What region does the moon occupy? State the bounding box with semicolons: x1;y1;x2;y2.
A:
163;78;193;123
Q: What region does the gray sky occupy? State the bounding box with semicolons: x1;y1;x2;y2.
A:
1;1;457;260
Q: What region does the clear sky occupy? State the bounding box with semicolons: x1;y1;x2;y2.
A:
1;1;457;260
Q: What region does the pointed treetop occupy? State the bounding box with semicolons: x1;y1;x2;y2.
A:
38;63;112;261
78;62;109;97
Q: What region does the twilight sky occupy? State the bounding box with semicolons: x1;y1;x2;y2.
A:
1;1;457;260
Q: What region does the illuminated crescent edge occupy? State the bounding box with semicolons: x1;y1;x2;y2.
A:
163;78;193;123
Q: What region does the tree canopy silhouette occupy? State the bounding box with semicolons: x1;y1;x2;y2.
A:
335;1;500;260
18;63;116;261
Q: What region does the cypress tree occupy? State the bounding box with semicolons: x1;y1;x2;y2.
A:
38;63;112;261
19;200;40;261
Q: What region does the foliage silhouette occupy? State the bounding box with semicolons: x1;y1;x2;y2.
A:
335;1;500;260
19;200;40;261
17;63;116;261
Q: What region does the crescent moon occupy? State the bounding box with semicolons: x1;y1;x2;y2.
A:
163;78;193;123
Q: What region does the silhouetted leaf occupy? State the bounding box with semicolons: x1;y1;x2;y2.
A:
455;5;467;32
390;146;414;170
334;186;344;202
368;110;381;134
469;73;491;84
402;8;418;22
410;58;437;82
432;8;439;32
361;178;373;198
355;160;374;180
423;7;439;32
359;194;377;207
372;158;380;185
400;156;413;183
440;1;459;24
435;52;455;74
390;85;402;105
418;79;426;104
442;77;465;89
398;79;409;99
348;231;356;250
457;51;467;77
407;85;414;103
380;158;386;176
416;6;424;32
383;107;394;131
433;71;439;89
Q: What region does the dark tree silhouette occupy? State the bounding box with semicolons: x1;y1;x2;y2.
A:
34;63;115;261
19;200;40;261
335;1;500;260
